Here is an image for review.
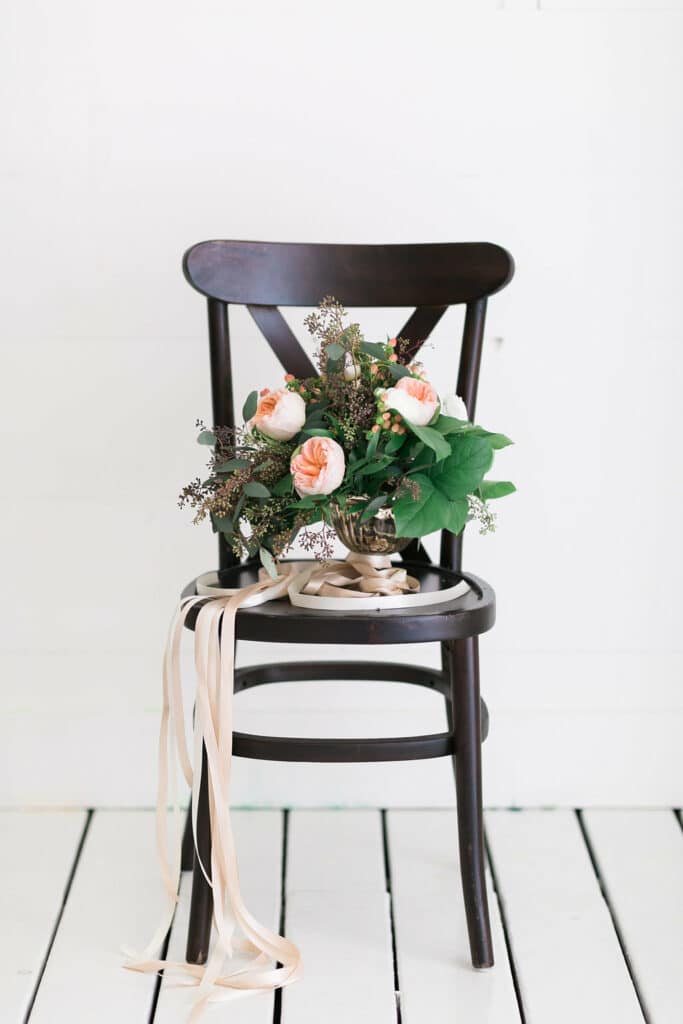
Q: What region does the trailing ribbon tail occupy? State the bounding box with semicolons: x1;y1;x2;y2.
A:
123;574;303;1020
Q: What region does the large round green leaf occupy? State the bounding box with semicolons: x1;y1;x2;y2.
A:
431;435;494;500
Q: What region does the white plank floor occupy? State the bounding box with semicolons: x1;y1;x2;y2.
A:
582;810;683;1024
2;807;680;1023
0;810;87;1021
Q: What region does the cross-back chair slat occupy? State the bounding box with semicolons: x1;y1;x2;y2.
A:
247;304;317;379
185;240;514;573
396;304;449;361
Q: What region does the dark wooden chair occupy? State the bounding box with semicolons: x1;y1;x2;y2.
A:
178;240;514;971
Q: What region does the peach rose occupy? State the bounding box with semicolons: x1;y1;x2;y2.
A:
250;388;306;441
380;375;439;426
290;436;346;496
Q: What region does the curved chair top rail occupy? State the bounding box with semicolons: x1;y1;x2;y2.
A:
183;240;514;307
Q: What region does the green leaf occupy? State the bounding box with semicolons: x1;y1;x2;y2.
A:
406;438;424;460
325;341;345;359
243;481;271;498
479;480;516;500
393;474;470;538
211;513;234;535
272;473;293;495
359;495;389;523
197;430;216;445
356;457;392;477
468;427;513;449
484;432;513;450
384;430;407;455
366;426;380;459
302;428;334;438
443;498;470;535
346;453;373;475
433;415;468;435
291;494;318;509
215;457;251;472
392;475;445;537
405;423;451;462
386;362;412;380
242;390;258;422
431;435;494;499
259;547;278;580
360;340;387;359
435;419;513;450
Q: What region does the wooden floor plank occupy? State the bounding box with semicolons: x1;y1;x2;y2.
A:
582;810;683;1024
282;810;396;1024
155;809;283;1023
286;808;387;893
388;809;520;1023
0;809;87;1023
486;810;645;1024
29;810;167;1023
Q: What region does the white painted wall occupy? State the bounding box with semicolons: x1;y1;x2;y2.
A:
2;1;682;808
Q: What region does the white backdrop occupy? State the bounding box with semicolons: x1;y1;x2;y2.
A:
2;0;682;808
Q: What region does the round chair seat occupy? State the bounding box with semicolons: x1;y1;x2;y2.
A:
181;560;495;645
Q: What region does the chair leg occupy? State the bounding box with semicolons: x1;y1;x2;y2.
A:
185;746;213;964
445;636;494;968
442;641;455;734
181;798;194;871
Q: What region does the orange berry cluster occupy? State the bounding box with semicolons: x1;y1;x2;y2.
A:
373;403;406;435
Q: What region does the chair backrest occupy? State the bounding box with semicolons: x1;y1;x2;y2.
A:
183;240;514;571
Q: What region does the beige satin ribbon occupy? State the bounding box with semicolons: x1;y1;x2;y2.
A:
124;553;420;1020
301;552;419;599
124;571;304;1021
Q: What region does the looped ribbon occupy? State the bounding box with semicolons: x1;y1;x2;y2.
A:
301;552;419;599
124;553;421;1021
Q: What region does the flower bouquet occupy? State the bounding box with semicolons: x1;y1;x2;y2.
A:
180;298;514;576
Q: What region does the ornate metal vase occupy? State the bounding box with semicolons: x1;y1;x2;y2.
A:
329;499;411;555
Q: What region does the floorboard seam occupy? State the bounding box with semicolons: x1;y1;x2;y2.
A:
272;808;289;1024
147;907;174;1023
23;808;94;1024
484;822;527;1024
575;809;651;1024
380;810;402;1024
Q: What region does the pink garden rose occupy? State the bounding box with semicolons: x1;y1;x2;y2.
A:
380;376;439;426
250;388;306;441
290;436;346;496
